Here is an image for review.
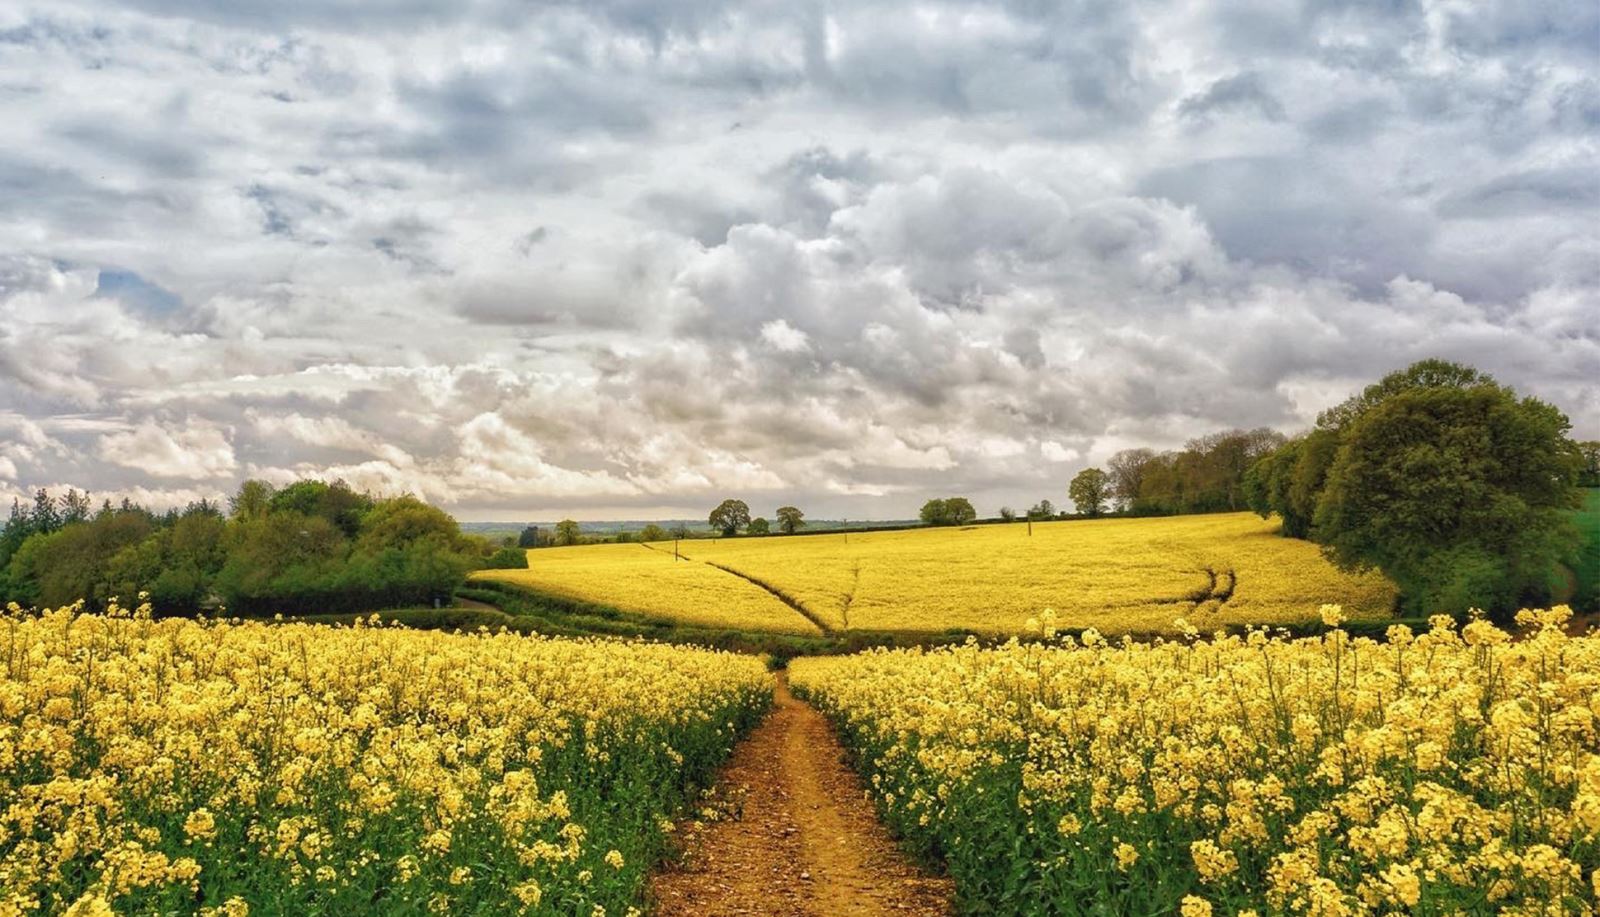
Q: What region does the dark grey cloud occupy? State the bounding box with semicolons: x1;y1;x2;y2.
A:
1441;0;1600;58
55;108;204;176
1178;72;1286;123
1138;156;1436;295
1437;167;1600;219
0;0;1593;519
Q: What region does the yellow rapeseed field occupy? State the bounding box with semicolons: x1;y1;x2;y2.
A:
790;606;1600;915
476;543;821;635
484;514;1397;635
0;601;770;916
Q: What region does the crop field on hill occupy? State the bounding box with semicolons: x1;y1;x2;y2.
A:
478;542;823;635
479;513;1397;636
790;606;1600;915
0;604;770;915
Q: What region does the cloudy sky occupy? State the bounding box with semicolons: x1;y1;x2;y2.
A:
1;0;1596;521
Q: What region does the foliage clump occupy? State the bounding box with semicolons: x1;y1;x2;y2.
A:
1245;359;1586;618
0;480;492;617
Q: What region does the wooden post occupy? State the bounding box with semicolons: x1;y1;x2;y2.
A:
1027;519;1032;537
675;539;680;561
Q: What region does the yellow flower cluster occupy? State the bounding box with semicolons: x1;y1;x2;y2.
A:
0;605;769;915
490;513;1396;636
791;606;1600;915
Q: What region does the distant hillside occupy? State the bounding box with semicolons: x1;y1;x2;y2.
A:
475;512;1399;637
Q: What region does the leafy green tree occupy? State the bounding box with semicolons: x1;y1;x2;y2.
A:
1578;441;1600;487
0;499;37;600
269;479;373;537
149;512;225;610
708;499;751;537
1132;454;1181;515
1068;468;1110;517
29;488;61;534
214;513;348;615
5;481;485;617
775;506;805;535
1106;449;1155;511
337;497;477;609
921;497;976;526
3;534;48;608
353;497;460;553
229;480;275;521
60;489;92;525
1104;431;1283;516
7;507;156;609
518;525;540;548
1027;499;1055;521
638;523;668;542
483;547;529;569
555;519;581;546
1245;431;1338;539
998;506;1016;523
1313;380;1582;619
104;506;226;613
1315;358;1494;432
748;517;770;535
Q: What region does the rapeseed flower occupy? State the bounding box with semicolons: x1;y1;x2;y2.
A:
0;607;769;914
792;606;1599;914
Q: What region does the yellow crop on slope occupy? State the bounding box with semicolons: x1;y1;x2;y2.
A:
0;602;770;916
495;514;1396;635
790;607;1600;915
688;514;1396;633
476;542;822;635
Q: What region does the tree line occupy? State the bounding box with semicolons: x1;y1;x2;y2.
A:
1090;429;1291;516
0;479;500;616
503;504;810;548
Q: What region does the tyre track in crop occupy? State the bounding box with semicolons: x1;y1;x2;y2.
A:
638;543;833;635
1104;564;1239;615
650;674;952;917
700;561;836;635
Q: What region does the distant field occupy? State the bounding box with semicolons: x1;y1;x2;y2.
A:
478;541;824;635
477;513;1397;635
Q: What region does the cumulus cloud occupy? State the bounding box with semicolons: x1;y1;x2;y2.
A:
760;319;811;353
0;0;1593;519
99;421;238;479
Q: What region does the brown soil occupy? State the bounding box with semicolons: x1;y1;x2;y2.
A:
650;674;953;917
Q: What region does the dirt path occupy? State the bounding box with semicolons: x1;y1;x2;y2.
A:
651;674;953;917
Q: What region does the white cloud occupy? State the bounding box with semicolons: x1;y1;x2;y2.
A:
760;319;811;353
98;421;238;479
449;413;641;500
1040;441;1076;463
